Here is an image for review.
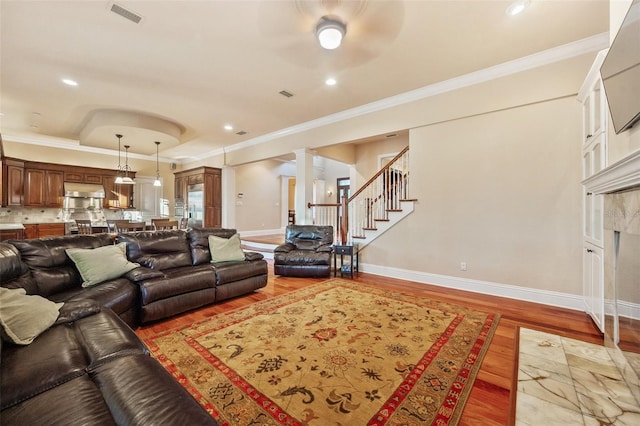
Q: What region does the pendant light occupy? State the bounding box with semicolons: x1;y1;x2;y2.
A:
114;134;124;184
153;141;162;187
121;144;135;185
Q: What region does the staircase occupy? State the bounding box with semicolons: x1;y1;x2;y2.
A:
309;146;417;249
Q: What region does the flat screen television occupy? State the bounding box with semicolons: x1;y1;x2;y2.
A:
600;0;640;134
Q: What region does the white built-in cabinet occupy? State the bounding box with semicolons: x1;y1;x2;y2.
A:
578;50;608;333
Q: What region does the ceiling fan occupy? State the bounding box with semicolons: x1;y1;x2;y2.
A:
258;0;405;69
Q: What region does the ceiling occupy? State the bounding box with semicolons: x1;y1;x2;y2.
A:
0;0;609;161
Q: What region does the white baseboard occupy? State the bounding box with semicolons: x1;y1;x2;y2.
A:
360;262;586;312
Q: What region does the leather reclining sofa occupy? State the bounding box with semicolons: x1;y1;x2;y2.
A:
4;228;268;327
0;228;268;425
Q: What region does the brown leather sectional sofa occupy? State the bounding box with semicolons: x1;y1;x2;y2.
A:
0;228;268;425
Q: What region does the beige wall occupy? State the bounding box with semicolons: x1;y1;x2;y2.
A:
364;96;583;294
234;159;287;232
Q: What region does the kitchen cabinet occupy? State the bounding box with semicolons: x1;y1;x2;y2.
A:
2;158;24;206
23;168;64;207
2;158;134;209
174;176;185;203
174;167;221;227
0;228;25;241
64;171;103;184
101;175;133;209
204;171;222;228
24;223;65;239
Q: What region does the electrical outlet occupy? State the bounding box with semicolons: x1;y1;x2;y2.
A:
460;262;467;271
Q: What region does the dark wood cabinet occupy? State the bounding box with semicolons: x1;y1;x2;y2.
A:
23;223;65;239
46;170;64;206
1;157;134;209
84;173;103;184
102;175;134;209
204;171;222;228
23;169;64;207
2;159;24;206
23;169;45;206
174;167;221;227
174;176;186;203
65;170;104;185
0;228;25;241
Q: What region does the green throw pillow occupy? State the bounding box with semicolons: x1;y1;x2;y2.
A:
209;233;245;263
66;242;140;287
0;287;63;345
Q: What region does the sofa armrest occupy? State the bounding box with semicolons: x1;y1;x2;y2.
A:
274;243;295;253
124;266;166;283
244;251;264;261
55;300;101;325
316;244;333;253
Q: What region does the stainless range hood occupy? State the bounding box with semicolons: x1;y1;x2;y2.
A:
64;183;105;198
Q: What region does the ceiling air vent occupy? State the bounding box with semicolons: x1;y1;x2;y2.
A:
236;131;247;136
110;2;143;24
279;90;294;98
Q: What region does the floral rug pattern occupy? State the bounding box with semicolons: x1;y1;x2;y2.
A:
144;279;499;425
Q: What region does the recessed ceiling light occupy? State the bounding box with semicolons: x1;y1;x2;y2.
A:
325;78;337;86
62;78;78;86
506;0;530;16
224;124;233;131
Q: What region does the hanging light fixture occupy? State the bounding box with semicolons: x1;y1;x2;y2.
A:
316;16;347;50
121;144;135;185
153;141;162;187
114;134;124;184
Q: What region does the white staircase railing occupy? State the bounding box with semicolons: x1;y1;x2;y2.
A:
308;146;414;245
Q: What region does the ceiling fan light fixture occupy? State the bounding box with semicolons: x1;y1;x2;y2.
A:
316;16;346;50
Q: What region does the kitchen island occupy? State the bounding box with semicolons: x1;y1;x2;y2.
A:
0;223;25;241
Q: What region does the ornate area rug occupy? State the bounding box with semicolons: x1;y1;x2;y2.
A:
144;279;500;425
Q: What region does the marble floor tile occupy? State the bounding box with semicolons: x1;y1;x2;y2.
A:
516;328;640;426
516;392;585;426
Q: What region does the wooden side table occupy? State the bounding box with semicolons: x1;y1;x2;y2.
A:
333;243;359;279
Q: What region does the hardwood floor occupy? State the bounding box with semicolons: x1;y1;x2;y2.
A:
135;263;603;426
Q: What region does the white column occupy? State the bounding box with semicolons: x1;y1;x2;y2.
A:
294;148;314;225
221;166;236;229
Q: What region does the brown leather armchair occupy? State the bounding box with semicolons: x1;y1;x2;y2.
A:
274;225;333;278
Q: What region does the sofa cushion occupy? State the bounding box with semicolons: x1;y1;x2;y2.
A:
49;278;138;320
66;243;140;287
91;354;219;425
0;242;29;282
213;260;269;286
188;227;238;265
138;264;216;305
0;287;63;345
10;234;114;296
117;230;192;270
274;249;332;265
1;375;117;425
209;233;245;262
284;225;333;250
1;321;88;409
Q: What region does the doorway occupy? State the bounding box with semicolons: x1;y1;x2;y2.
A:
337;177;350;203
